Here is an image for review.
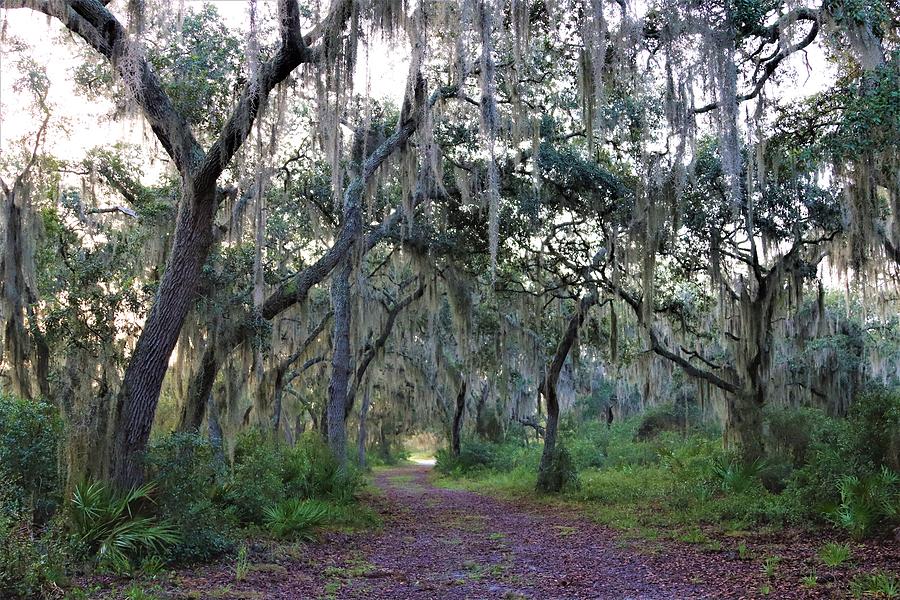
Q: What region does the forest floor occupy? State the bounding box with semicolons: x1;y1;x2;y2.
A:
89;464;898;599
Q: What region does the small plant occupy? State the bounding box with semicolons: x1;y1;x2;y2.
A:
124;584;162;600
139;554;166;576
761;555;781;578
264;498;329;540
818;541;852;567
849;571;899;599
736;542;752;560
759;584;771;595
829;467;899;539
713;456;765;494
234;543;250;582
70;481;178;572
802;573;818;588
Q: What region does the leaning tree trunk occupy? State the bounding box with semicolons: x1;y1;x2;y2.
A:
326;257;353;464
537;293;595;492
112;184;217;488
451;381;467;456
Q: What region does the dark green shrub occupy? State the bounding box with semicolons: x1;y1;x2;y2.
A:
0;512;71;598
536;445;580;493
70;481;178;573
847;385;900;471
0;394;62;522
635;403;691;440
565;421;609;469
764;405;841;466
263;498;328;540
283;433;363;503
828;466;899;539
712;454;766;494
146;432;234;563
223;430;285;524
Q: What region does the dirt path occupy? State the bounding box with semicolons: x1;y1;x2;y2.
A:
325;464;712;599
153;464;848;599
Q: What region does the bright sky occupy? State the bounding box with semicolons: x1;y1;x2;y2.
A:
0;1;832;175
0;1;410;171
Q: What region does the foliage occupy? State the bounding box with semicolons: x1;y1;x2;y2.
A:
145;432;234;563
223;430;286;525
70;481;178;572
712;455;766;494
849;571;899;599
234;543;250;582
635;402;692;441
536;445;580;493
284;433;362;503
264;499;329;540
0;513;70;599
829;467;900;539
819;542;853;567
0;393;62;522
846;385;900;472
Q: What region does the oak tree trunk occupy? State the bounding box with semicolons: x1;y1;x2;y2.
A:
326;257;353;464
357;387;371;468
451;381;467;456
111;184;216;488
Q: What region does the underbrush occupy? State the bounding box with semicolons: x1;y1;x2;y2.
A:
435;385;900;542
0;392;370;598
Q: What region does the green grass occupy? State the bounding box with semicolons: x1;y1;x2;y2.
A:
818;541;852;567
849;571;899;598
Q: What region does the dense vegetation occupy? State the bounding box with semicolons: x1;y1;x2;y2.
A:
0;0;898;596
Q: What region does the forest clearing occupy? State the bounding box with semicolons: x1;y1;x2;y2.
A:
0;0;898;598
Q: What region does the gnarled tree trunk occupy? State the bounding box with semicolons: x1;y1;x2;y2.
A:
537;293;595;492
451;381;467;456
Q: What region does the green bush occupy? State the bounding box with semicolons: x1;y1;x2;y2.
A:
70;481;178;573
847;385;900;472
0;512;71;598
764;405;840;465
283;433;362;503
223;430;286;524
146;432;234;563
264;498;328;540
0;394;62;522
828;466;899;539
536;445;580;493
635;403;693;440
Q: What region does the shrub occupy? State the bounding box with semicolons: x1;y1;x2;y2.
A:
223;430;285;524
536;445;580;493
847;385;900;472
0;394;62;522
70;481;178;573
764;405;840;466
713;455;765;494
828;466;899;539
146;432;234;563
264;499;328;540
283;433;361;503
0;513;70;598
635;403;691;440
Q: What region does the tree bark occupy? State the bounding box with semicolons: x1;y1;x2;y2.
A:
326;257;353;464
112;183;217;487
357;386;371;468
537;293;595;492
451;381;467;456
